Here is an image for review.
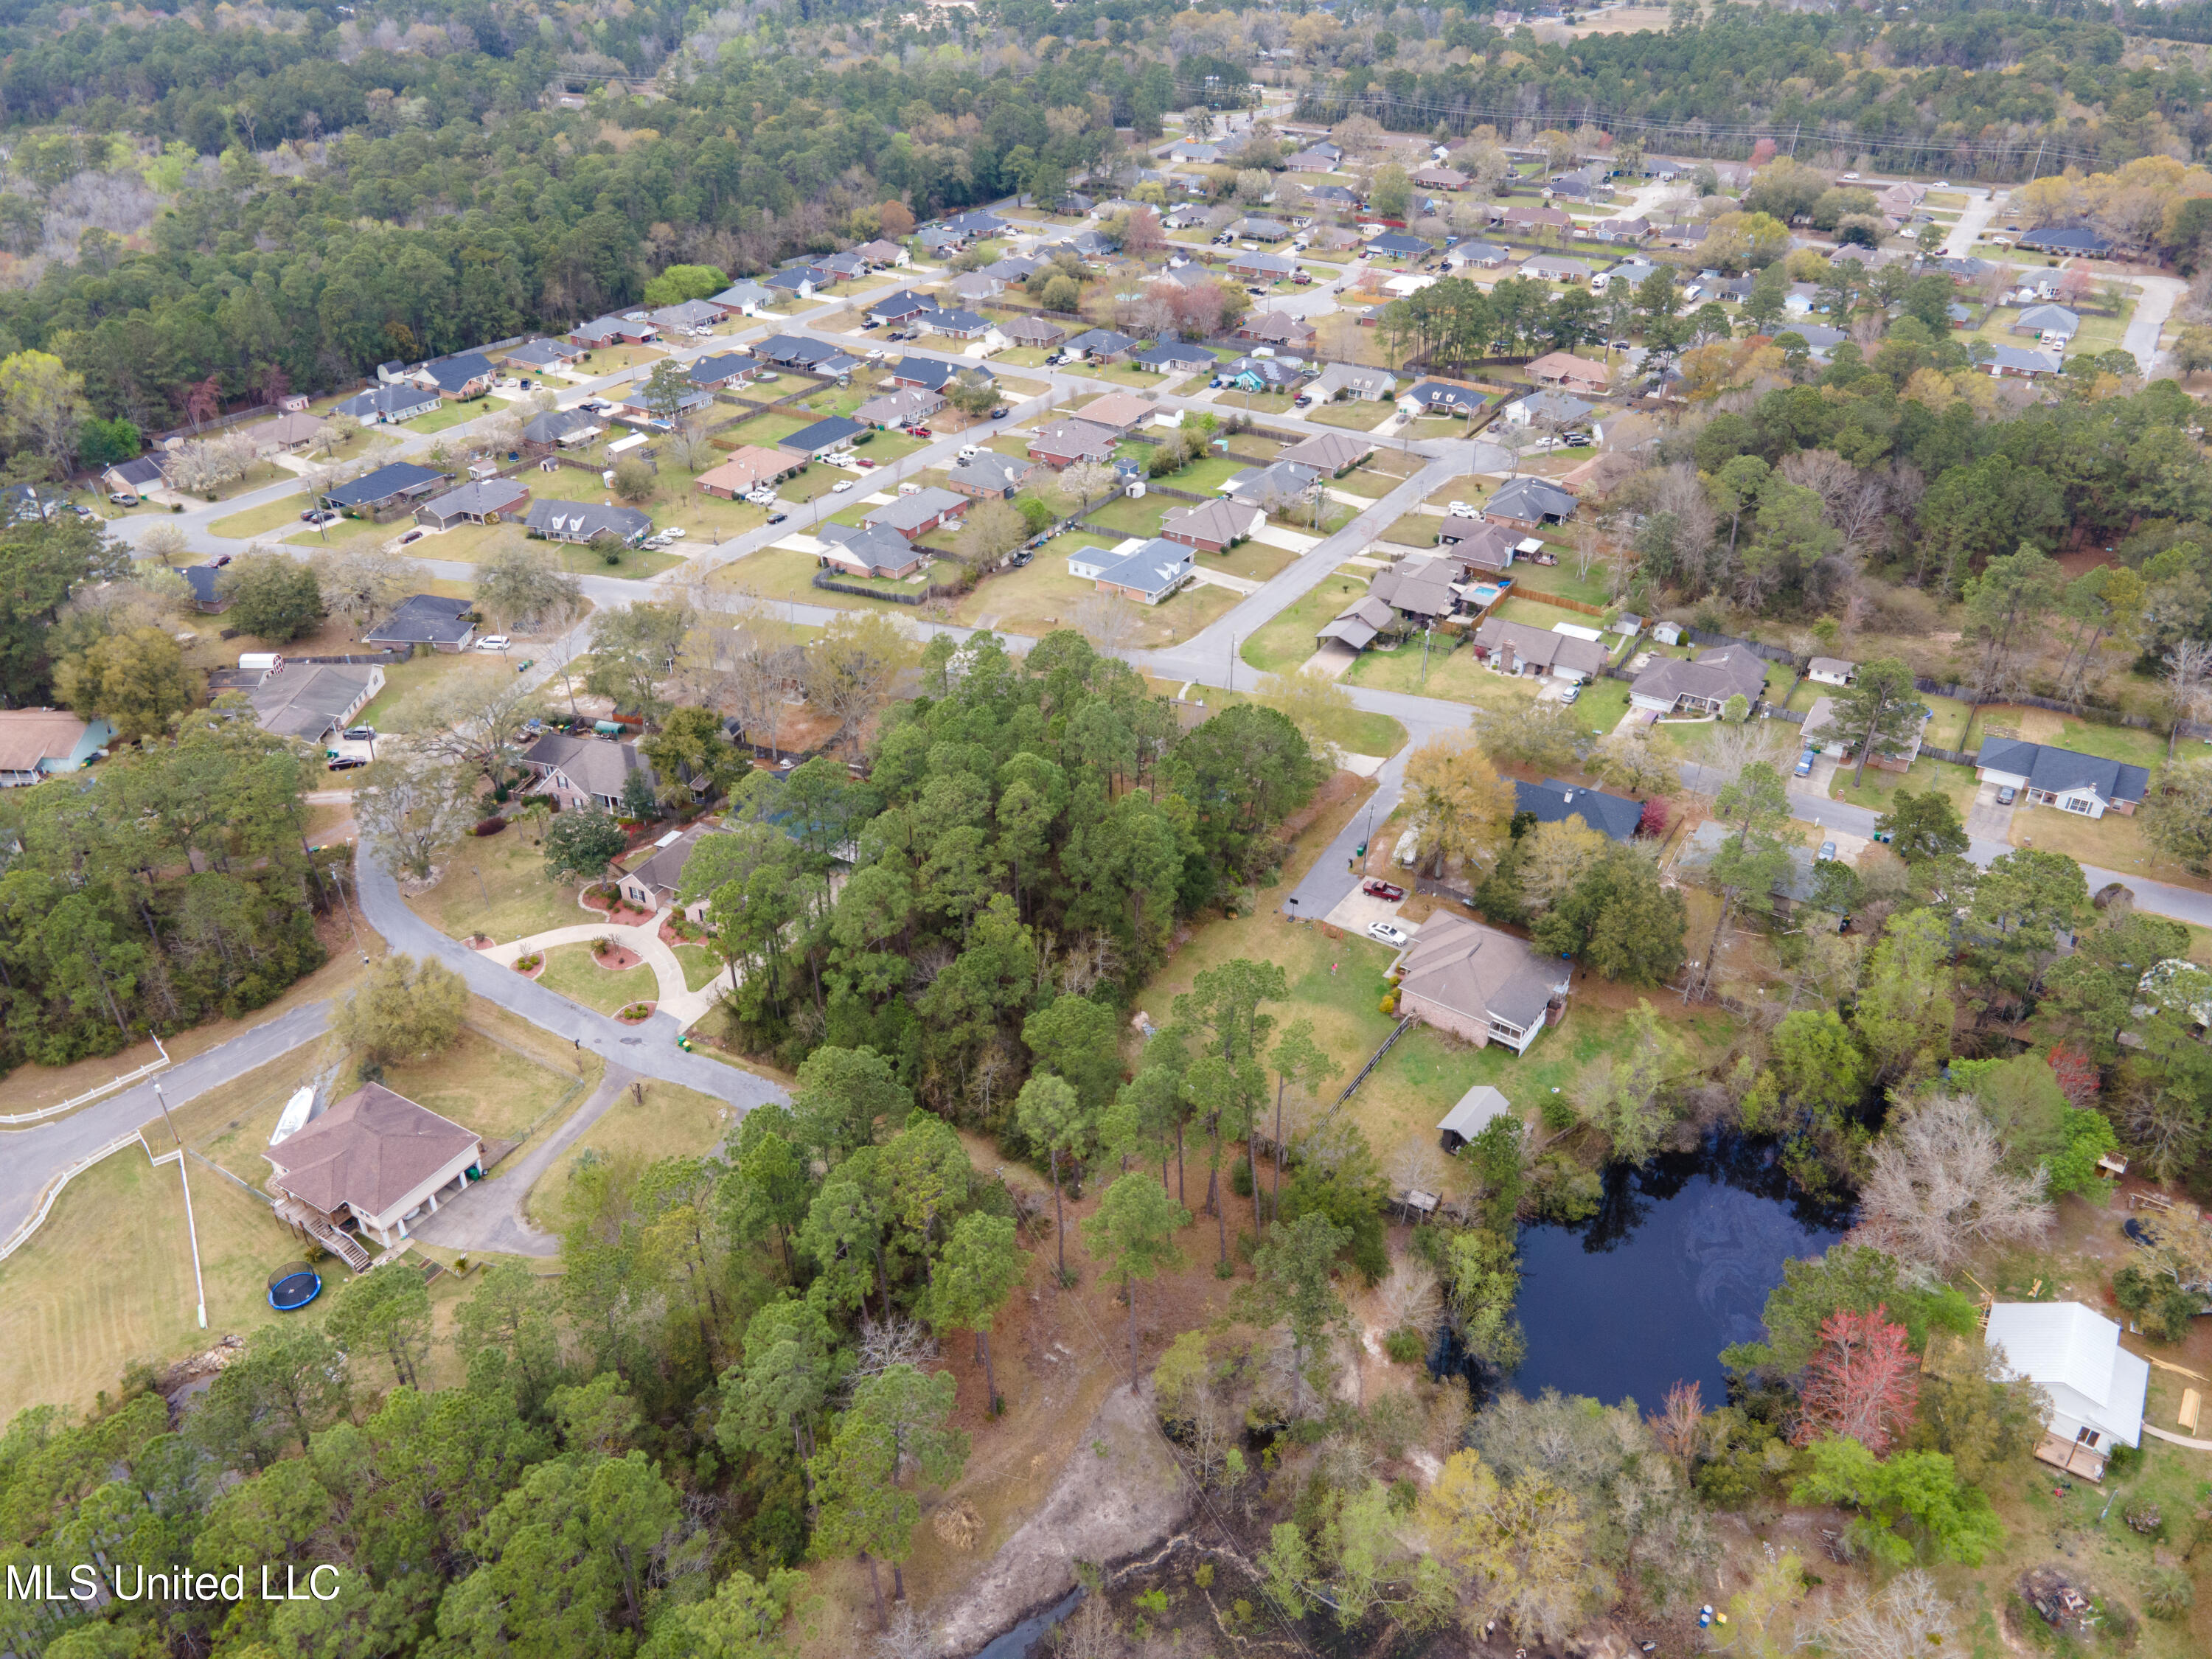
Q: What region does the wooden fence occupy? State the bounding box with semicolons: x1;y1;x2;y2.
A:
1510;585;1607;617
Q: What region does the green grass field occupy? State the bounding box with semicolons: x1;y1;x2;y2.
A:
1963;705;2168;771
210;494;312;539
400;397;507;435
403;829;587;943
537;943;655;1017
526;1078;737;1231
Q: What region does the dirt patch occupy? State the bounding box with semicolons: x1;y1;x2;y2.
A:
656;919;695;948
1277;767;1366;841
591;945;644;970
925;1382;1191;1658
580;889;653;924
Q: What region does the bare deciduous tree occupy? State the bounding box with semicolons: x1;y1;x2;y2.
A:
1074;591;1142;659
1852;1096;2053;1271
1814;1571;1956;1659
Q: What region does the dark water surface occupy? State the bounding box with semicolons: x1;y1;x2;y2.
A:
1507;1135;1852;1408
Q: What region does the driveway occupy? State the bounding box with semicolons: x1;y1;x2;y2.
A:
1966;781;2017;841
1944;188;2001;258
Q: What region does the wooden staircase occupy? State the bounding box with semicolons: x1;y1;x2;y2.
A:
276;1197;372;1272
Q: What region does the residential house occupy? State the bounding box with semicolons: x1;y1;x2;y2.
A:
1472;617;1606;683
1001;316;1067;349
1975;739;2149;818
1437;1085;1514;1153
363;594;478;652
521;408;602;452
1446;240;1512;269
1223;459;1321;516
100;455;168;497
1483;476;1579;528
1653;222;1709;248
708;281;775;317
2017;224;2113;257
1366;232;1433;260
687;352;759;390
1412;165;1470;192
1987;344;2062;378
763;268;817;301
524;499;653;546
569;315;657;348
649;299;723;335
331;383;442;425
1436;518;1521;574
1499;205;1574;233
945;209;1007;237
863;487;969;539
1398;381;1486;417
414;478;529;530
503;338;583;372
1804;695;1928;772
754;334;842;371
1877;181;1928;218
1230;217;1290;243
855;386;947;428
855;240;909;268
246;410;324;453
236;661;384;744
810;251;866;285
1514;777;1642;841
0;709;114;786
1783;282;1821;319
1984;1302;2149;1482
1368;556;1464;626
1390;914;1569;1054
983;255;1042;285
917;226;967;257
2014;304;2081;341
265;1082;484;1260
1505;389;1594;430
1234;312;1318;350
1305;364;1397;404
866;290;937;329
1526;352;1611;395
887;356;961;392
1129;341;1215;373
522;731;656;812
617;385;714;425
1027;419;1121;467
817;523;928;580
1316;595;1399;653
616;825;716;922
943;451;1036;500
1160;497;1264;553
181;566;229;613
411;352;496;399
1074;392;1156;434
1590;216;1651;243
1065;538;1194;605
1166;139;1220;164
949;271;1004;305
1284;147;1341;173
1278;430;1374;473
1221;356;1301;392
919;307;992;340
1046;229;1115;260
1062;328;1138;362
696;447;802;499
1628;644;1769;714
1543;171;1606;201
1383;271;1439;301
1227;249;1298;282
1807;657;1857;686
780;416;868;459
1307;183;1361;209
1523;256;1594;285
324;462;448;518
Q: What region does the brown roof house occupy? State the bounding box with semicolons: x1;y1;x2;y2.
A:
697;446;803;500
1390;914;1571;1055
1629;644;1768;715
1074;392;1157;434
1161;496;1264;553
1234;312;1318;350
523;732;657;813
1472;616;1607;683
1317;594;1397;653
0;709;113;787
616;824;717;922
1436;518;1523;574
264;1082;484;1265
1526;352;1612;396
1026;419;1120;468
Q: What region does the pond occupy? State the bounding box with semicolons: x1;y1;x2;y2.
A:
1506;1135;1853;1408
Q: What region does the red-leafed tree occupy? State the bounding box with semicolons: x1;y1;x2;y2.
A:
1749;137;1778;165
1637;796;1672;839
2048;1043;2099;1107
1792;1304;1919;1454
184;374;223;431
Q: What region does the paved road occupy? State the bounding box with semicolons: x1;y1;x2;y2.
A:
1943;187;2001;260
352;858;785;1108
0;1001;332;1251
409;1062;640;1257
2124;272;2184;375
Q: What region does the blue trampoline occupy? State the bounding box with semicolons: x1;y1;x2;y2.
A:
267;1266;323;1312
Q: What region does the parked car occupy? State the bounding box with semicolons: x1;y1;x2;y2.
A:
1995;784;2018;805
1009;549;1033;567
831;479;854;493
1560;684;1581;705
991;407;1009;420
343;726;376;742
325;756;368;771
1817;840;1838;862
1562;433;1593;447
1366;921;1411;948
397;529;426;546
478;635;511;651
767;512;788;525
855;457;875;468
110;493;142;507
1446;501;1476;518
307;509;341;527
1362;879;1405;901
1795;750;1817;777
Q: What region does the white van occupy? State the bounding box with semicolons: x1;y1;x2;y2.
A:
958;445;981;459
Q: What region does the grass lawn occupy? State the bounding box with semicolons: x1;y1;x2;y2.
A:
1382;512;1441;548
720;410;813;447
380;1020;587;1147
1079;494;1171;538
674;943;728;994
1506;558;1615;609
1244;582;1358;675
1201;540;1299;584
1092;364;1167;389
1831;757;1981;818
283;515;390;549
1327;467;1410;502
356;649;513;732
1963;704;2168;771
1489;596;1573;629
773;466;852;505
2010;801;2212;890
1571;675;1632;735
543;540;684;580
400;397;507;436
995;347;1056;368
210;494;312;539
538;943;655;1017
0;1138;302;1422
950;536;1240;647
1154;454;1248;494
712;546;862;611
668;493;769;541
1346;638;1546;712
526;1077;737;1231
404;827;588;943
1217;390;1298;414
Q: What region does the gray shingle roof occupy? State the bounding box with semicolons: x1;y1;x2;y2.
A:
1514;777;1641;841
1977;739;2149;804
863;487;967;535
364;594;476;647
325;462;446;509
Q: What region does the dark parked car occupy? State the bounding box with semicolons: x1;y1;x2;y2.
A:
325;756;368;771
342;725;376;742
1362;879;1405;901
1996;784;2018;805
766;512;787;525
991;407;1009;419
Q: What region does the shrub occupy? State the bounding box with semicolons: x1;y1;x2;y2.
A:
2144;1566;2194;1620
1382;1326;1427;1364
470;815;506;836
1379;994;1397;1015
592;934;615;957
